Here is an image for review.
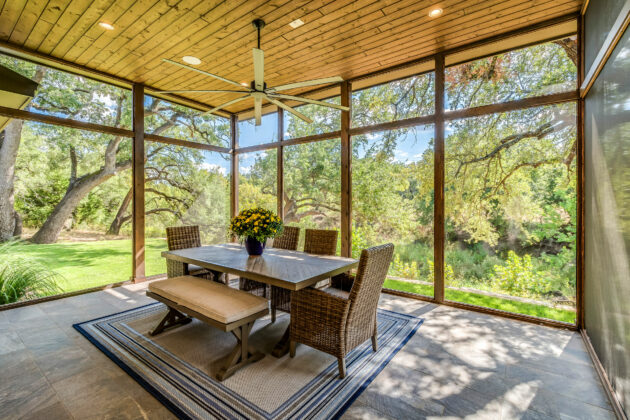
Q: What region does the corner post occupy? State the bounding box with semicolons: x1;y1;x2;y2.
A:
434;54;445;303
230;115;239;241
341;81;352;257
132;84;145;282
277;109;284;219
576;14;585;329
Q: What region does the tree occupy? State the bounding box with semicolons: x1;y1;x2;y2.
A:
0;65;45;241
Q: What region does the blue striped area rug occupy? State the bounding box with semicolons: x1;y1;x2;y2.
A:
74;303;423;420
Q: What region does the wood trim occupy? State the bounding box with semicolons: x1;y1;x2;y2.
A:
349;114;436;136
132;84;146;282
277;109;284;219
577;14;586;330
380;288;578;330
581;0;630;97
443;299;577;329
230;115;238;224
434;54;445;303
0;279;135;311
0;40;232;117
234;131;342;154
444;91;579;120
581;330;629;420
0;105;134;137
581;0;590;15
340;81;352;258
145;133;231;154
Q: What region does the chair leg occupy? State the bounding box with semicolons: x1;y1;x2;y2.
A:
289;341;296;357
337;357;346;379
271;305;276;323
371;334;378;352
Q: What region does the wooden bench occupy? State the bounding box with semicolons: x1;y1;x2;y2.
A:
146;275;268;381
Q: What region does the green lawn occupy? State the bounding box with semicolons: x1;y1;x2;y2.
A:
7;238;169;292
6;239;575;323
384;279;576;323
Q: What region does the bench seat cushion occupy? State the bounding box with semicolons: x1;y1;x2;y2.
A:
149;276;268;324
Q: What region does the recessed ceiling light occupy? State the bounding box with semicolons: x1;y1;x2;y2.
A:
289;18;304;29
182;56;201;65
98;22;115;30
428;7;443;18
240;82;249;87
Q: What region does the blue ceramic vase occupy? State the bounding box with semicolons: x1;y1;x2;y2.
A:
244;237;265;256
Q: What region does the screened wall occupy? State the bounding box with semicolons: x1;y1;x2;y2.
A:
584;8;630;414
0;25;581;329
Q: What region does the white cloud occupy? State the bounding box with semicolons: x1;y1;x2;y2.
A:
200;162;227;175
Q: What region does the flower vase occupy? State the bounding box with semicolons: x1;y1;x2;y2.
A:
244;237;265;256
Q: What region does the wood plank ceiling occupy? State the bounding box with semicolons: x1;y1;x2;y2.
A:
0;0;582;114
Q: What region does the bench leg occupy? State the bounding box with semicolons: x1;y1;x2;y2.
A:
150;307;192;336
216;321;265;381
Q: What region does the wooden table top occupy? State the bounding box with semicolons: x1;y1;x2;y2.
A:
162;243;359;291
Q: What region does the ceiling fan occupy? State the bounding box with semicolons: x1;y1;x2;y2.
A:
158;19;349;125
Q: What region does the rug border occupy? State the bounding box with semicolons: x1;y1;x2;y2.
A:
74;304;424;420
73;303;192;420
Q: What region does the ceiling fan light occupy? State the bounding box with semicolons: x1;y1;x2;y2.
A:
182;56;201;65
98;22;115;30
428;7;443;18
289;18;304;28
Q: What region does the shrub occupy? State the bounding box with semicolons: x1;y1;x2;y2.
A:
0;241;62;305
492;251;551;297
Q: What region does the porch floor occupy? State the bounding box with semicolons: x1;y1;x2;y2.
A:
0;283;614;419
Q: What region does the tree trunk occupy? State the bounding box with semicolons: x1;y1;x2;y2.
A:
0;120;24;241
107;187;132;235
30;168;126;244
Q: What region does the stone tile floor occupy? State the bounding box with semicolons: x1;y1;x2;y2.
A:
0;282;615;419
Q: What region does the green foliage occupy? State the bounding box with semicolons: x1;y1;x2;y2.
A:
0;242;62;304
492;251;551;297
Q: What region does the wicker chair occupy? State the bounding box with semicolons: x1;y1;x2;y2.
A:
270;228;339;321
239;226;300;298
165;226;223;284
289;243;394;379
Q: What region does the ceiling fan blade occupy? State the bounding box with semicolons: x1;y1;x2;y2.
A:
253;48;264;91
201;94;251;116
266;97;313;124
254;95;263;126
268;93;350;111
268;76;344;92
162;59;247;89
156;89;251;94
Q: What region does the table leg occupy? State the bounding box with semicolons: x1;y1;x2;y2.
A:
209;269;227;285
271;324;291;358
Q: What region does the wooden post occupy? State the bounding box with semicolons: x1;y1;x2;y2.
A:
434;55;445;303
132;84;145;282
230;115;238;234
277;109;284;219
576;14;585;329
340;81;352;257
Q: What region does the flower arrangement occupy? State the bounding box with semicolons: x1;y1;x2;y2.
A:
229;207;284;244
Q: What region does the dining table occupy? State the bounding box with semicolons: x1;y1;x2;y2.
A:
161;242;359;356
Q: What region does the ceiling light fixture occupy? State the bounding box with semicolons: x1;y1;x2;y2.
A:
289;18;304;28
98;22;115;30
182;56;201;65
428;7;443;18
241;82;249;87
